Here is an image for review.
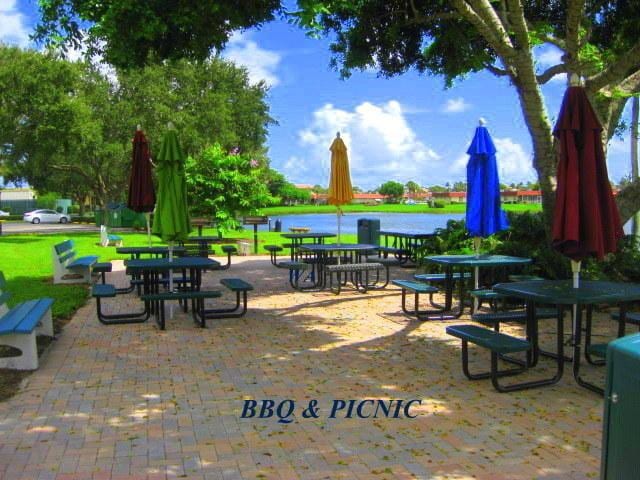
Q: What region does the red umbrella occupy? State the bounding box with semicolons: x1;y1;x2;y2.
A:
552;84;623;286
127;128;156;245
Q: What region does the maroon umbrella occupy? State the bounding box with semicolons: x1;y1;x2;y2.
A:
127;128;156;244
552;84;623;286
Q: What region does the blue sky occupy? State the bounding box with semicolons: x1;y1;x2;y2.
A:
3;0;634;191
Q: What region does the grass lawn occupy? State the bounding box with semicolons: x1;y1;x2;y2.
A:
261;203;541;215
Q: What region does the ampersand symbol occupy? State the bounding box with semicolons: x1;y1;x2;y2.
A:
302;400;320;418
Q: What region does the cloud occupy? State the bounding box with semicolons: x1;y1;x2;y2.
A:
534;45;566;83
450;137;536;184
442;97;471;113
0;0;30;46
223;32;281;87
285;100;442;189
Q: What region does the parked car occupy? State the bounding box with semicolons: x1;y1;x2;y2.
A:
23;209;71;224
0;210;9;217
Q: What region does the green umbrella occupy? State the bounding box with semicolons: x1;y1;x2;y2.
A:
152;125;191;291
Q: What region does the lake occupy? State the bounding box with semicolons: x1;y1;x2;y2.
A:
258;212;465;234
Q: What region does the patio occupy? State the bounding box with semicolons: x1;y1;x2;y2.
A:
0;255;608;479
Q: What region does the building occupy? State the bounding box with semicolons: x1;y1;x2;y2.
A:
500;189;542;204
431;191;467;203
0;187;37;215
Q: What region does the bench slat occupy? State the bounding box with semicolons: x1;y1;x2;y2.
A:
221;278;253;291
446;324;531;354
392;280;438;294
472;308;557;324
68;255;99;268
54;240;74;255
0;298;54;335
414;273;471;282
326;263;382;272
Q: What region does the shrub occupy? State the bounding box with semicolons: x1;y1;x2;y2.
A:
432;201;446;208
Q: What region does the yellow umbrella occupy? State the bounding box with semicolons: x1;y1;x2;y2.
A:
327;132;354;245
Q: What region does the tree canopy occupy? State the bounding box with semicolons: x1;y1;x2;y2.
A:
293;0;640;223
34;0;281;69
0;46;274;208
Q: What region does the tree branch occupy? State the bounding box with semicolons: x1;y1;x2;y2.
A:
485;63;511;77
564;0;584;66
451;0;515;61
616;178;640;224
49;163;92;181
538;34;566;51
537;64;568;84
586;41;640;92
505;0;530;50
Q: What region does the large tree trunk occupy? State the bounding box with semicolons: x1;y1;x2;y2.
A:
632;97;640;237
510;63;557;233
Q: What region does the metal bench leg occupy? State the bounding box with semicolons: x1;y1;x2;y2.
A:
203;291;249;319
459;340;526;381
96;298;149;325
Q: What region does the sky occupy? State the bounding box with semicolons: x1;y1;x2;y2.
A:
2;0;635;191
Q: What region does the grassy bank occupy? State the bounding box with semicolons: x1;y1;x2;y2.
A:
261;203;541;215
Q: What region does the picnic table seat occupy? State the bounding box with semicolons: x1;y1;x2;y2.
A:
264;245;283;266
52;240;99;284
198;278;254;322
218;245;237;270
392;279;439;320
326;262;385;294
0;272;54;370
92;284;150;325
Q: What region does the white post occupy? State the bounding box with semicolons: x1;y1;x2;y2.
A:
571;259;581;343
145;212;152;247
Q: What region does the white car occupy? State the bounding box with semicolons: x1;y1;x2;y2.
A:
23;209;71;224
0;210;9;217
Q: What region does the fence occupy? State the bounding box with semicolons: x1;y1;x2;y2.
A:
0;199;36;215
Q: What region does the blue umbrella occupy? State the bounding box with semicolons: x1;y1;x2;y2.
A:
465;120;509;307
466;119;509;245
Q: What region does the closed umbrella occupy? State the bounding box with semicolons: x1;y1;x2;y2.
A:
552;80;623;288
327;132;354;247
465;119;509;305
152;124;192;292
127;126;155;246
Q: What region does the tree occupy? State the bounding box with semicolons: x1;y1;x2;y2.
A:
405;180;421;197
294;1;640;225
0;47;274;207
185;144;277;232
0;46;128;208
278;183;312;205
452;181;467;192
378;180;404;203
33;0;280;69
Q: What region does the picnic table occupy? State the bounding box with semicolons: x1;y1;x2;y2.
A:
424;254;532;318
493;280;640;394
116;246;186;259
379;230;435;263
280;232;336;260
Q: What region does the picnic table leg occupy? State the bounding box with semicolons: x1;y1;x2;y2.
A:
573;303;604;395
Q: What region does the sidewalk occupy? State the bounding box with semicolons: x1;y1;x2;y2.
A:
0;256;605;479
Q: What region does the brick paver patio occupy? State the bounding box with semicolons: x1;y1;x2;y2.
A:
0;255;609;479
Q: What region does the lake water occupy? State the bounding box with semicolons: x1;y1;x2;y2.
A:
259;212;465;234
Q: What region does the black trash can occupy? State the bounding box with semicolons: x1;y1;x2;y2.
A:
357;218;380;245
274;219;282;232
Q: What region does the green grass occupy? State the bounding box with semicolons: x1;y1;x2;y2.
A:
260;203;541;215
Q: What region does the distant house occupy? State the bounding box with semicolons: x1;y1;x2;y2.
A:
311;192;389;205
501;189;542;204
431;191;466;203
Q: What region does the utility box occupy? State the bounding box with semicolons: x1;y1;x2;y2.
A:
237;240;251;256
357;218;380;245
601;333;640;479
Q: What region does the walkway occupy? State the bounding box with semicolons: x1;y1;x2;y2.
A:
0;256;606;479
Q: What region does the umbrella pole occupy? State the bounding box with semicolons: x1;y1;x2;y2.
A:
473;237;481;311
169;242;174;292
571;260;581;345
337;208;342;264
145;213;152;247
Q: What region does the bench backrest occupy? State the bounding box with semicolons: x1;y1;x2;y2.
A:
0;271;11;316
54;240;77;265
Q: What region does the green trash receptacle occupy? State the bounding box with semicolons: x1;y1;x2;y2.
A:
357;218;380;245
601;333;640;479
95;209;105;226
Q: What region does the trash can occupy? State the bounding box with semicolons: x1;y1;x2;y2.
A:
601;333;640;479
274;219;282;232
95;209;105;226
357;218;380;245
237;240;251;256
